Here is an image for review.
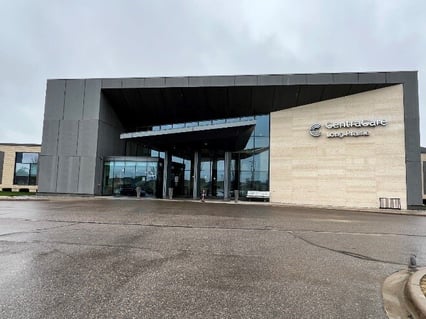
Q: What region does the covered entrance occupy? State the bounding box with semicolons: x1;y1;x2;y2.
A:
116;115;270;200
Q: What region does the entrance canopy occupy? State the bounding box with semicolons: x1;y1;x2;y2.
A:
120;119;256;155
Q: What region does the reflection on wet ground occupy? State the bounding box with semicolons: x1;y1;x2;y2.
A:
1;198;426;318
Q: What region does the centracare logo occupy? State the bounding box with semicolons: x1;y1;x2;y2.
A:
309;123;321;137
308;119;387;139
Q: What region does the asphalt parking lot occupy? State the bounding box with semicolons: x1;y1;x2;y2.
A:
1;198;425;318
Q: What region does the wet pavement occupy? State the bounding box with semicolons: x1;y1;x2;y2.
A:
0;198;426;318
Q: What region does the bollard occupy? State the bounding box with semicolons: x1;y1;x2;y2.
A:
168;187;173;200
234;190;239;203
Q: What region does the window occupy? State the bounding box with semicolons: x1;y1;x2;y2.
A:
14;152;39;185
254;115;270;137
102;159;160;197
232;115;270;197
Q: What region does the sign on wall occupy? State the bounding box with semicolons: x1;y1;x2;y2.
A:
309;119;388;139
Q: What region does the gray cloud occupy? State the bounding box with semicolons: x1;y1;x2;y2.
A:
0;0;425;144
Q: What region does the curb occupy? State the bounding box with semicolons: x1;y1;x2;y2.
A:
1;196;426;217
406;267;426;319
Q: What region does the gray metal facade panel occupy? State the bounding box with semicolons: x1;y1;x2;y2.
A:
144;77;166;87
306;73;333;84
78;156;96;194
209;76;235;87
165;77;189;87
40;120;60;156
389;71;423;206
385;71;416;84
122;78;144;88
286;74;307;85
423;162;426;195
188;76;236;87
257;75;283;86
234;75;257;86
58;120;79;156
406;161;422;206
77;120;99;157
93;156;103;195
56;156;80;193
37;155;58;193
101;79;122;88
44;80;66;120
188;76;211;87
402;83;420;123
358;72;386;84
83;79;101;119
64;79;85;120
405;118;421;158
332;73;359;83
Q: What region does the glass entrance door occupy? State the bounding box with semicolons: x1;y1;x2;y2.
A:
200;157;224;198
199;159;212;196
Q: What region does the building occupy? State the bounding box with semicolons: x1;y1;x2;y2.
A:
421;148;426;204
0;143;41;192
38;71;422;209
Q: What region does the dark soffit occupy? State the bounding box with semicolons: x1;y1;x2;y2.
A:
102;83;392;131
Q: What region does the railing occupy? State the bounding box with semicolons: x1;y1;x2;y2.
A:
131;116;256;133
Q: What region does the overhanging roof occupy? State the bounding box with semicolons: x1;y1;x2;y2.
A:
121;119;256;153
126;122;255;154
99;72;413;132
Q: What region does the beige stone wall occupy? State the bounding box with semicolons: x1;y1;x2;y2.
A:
0;144;41;192
270;84;407;209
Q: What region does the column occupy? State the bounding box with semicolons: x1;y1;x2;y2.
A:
212;157;217;196
162;151;172;198
192;151;200;199
224;151;231;200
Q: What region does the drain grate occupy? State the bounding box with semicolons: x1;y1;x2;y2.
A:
379;197;401;210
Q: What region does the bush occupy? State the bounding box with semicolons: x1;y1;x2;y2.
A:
19;188;30;193
2;188;12;192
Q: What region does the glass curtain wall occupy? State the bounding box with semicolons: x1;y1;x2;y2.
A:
232;114;270;198
104;115;270;200
102;158;161;197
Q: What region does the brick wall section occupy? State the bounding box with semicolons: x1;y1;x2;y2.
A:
0;144;41;192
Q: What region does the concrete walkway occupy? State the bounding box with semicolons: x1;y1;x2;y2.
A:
383;268;426;318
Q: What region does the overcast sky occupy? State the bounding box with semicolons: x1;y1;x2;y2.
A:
0;0;425;145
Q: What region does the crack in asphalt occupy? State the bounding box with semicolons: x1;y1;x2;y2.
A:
0;217;421;266
0;222;78;238
0;238;161;252
288;231;406;266
0;239;266;260
0;233;406;267
1;216;426;238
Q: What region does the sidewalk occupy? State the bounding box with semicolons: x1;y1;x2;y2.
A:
383;267;426;319
2;195;426;217
406;268;426;318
